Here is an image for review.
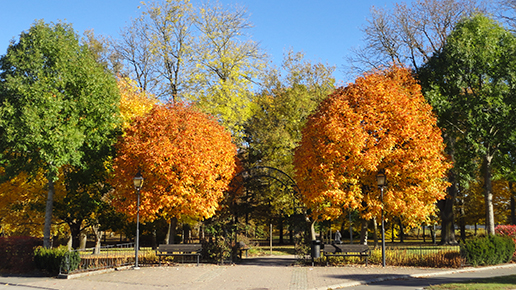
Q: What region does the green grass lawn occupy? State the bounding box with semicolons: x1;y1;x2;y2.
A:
426;275;516;289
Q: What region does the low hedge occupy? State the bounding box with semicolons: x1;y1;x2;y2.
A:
34;246;80;275
461;235;514;266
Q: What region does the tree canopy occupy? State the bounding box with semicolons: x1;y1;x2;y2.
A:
246;50;335;175
294;66;450;226
349;0;486;74
110;103;237;222
116;0;266;143
117;76;159;127
0;20;121;247
420;14;516;234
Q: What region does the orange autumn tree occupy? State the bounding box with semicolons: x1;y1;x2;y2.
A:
294;66;450;228
110;102;237;223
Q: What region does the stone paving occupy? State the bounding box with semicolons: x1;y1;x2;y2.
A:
1;255;516;290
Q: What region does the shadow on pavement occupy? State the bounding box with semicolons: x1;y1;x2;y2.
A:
239;255;297;266
0;271;50;278
325;273;494;288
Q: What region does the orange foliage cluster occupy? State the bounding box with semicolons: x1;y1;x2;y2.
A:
294;66;450;226
110;103;237;222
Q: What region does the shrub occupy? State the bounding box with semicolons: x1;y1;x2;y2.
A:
461;235;514;266
202;237;231;263
495;225;516;239
495;225;516;259
34;246;80;275
0;236;41;273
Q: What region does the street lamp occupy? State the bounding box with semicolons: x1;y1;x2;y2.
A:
133;171;144;269
376;170;386;267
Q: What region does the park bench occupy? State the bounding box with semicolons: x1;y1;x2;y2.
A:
237;241;249;259
322;244;370;266
156;244;203;266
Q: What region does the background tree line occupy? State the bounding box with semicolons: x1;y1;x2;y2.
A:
1;0;516;251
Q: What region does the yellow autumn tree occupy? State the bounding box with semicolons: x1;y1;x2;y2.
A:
0;170;66;237
294;66;450;227
117;76;158;127
464;174;513;226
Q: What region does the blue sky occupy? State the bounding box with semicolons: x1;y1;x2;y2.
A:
0;0;407;84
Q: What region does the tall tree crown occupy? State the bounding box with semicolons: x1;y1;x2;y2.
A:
0;20;121;179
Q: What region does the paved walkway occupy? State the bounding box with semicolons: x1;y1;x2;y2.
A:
1;256;516;290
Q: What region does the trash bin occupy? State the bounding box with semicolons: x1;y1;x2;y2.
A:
311;240;321;259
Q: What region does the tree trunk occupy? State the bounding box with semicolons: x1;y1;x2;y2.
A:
152;229;157;250
349;211;353;244
69;221;82;250
511;181;515;225
391;222;395;243
166;217;178;244
431;224;436;244
79;233;87;249
483;154;495;235
360;219;368;245
373;218;378;249
67;234;73;250
398;218;404;243
439;135;457;245
92;224;103;254
438;170;458;245
459;198;466;242
183;223;191;244
43;176;55;248
279;215;284;244
310;220;316;241
289;225;294;244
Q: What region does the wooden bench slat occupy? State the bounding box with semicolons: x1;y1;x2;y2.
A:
156;244;203;266
322;244;370;266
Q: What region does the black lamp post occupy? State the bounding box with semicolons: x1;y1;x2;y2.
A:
376;170;386;267
133;171;144;269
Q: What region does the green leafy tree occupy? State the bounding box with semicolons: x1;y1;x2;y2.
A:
420;14;516;235
246;51;335;175
242;51;334;241
0;21;121;247
53;151;118;250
